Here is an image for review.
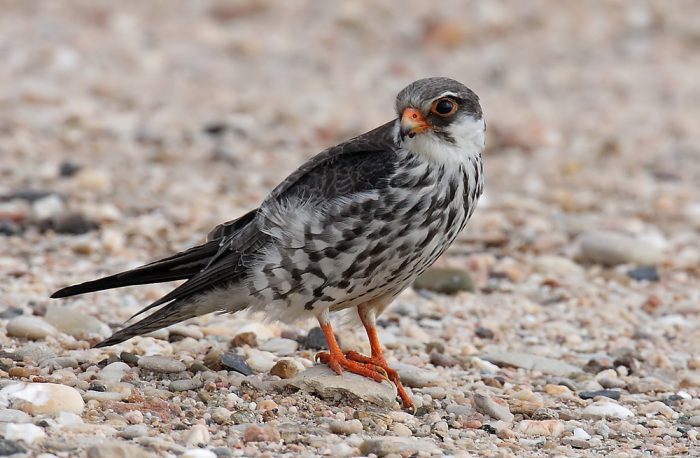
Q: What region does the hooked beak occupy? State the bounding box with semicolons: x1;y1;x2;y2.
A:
400;108;430;139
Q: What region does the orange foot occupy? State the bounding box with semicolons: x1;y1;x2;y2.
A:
315;351;388;383
316;350;414;411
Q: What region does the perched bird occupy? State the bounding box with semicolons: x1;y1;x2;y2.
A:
52;77;485;409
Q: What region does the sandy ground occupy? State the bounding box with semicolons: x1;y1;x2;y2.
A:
1;1;700;457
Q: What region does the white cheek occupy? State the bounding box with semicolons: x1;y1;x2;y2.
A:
403;116;485;165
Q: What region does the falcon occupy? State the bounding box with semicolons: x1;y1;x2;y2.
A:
52;77;485;409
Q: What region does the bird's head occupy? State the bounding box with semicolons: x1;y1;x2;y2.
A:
395;77;485;163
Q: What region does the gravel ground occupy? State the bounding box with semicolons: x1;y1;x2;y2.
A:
2;1;700;457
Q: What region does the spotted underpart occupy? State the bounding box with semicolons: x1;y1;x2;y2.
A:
62;77;485;348
246;149;483;322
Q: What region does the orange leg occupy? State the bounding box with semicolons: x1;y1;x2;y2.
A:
348;304;414;410
315;309;388;384
315;306;414;410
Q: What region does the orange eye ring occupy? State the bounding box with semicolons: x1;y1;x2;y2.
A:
430;98;458;117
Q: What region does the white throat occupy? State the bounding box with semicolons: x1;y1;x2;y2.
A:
398;116;485;165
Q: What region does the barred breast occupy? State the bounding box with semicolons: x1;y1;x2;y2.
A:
244;151;483;322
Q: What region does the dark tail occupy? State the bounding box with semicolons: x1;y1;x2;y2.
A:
51;241;219;298
94;299;200;348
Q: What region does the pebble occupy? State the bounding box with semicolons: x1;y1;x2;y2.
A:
508;388;544;415
182;450;217;458
533;255;585;277
83;391;128;402
0;409;31;423
579;390;621;400
242;424;281;443
578;231;663;266
44;305;110;338
360;437;440;456
168;325;204;340
231;332;258;348
413;266;475;294
0;382;84;415
641;401;676;419
269;359;300;379
2;422;46;444
246;350;276;372
185;424;210;446
627;266;660;281
16;343;55;363
574;427;591;440
99;362;130;383
31;194;64;220
259;338;298;356
481;351;581;377
303;327;329;350
120;424;149;439
516;420;564;437
169;378;203;392
330;419;363;435
86;441;154;458
211;407;232;425
391;422;413;436
0;439;26;456
563;436;592;449
124;411;144;425
120;352;140;365
221;352;254;375
6;316;58;340
285;365;397;407
42;356;79;369
329;443;355;457
46;211;98;235
581;401;634;419
393;363;441;387
474;392;514;423
137;356;186;373
689;415;700;427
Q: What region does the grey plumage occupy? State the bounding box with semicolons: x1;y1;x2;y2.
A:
52;77;485;349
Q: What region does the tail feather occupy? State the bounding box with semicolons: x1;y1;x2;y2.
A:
94;300;198;348
51;241;219;298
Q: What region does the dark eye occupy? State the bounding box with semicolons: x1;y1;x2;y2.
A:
432;98;458;116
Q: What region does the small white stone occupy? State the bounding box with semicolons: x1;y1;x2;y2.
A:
124;410;144;424
6;316;59;340
573;427;591;440
391;423;413;436
45;306;111;338
329;419;363;435
0;382;84;415
641;401;677;419
393;363;441;387
99;362;130;383
32;194;65;220
470;357;500;374
3;422;46;444
236;322;275;340
581;402;634;419
578;231;663;266
329;442;355;457
474;391;514;423
259;338;298;356
184;424;210;446
0;409;31;423
246;350;276;372
181;450;217;458
56;412;83;427
138;355;186;373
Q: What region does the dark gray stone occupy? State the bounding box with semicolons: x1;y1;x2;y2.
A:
579;390;621;400
221;352;253;376
413;267;475;294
